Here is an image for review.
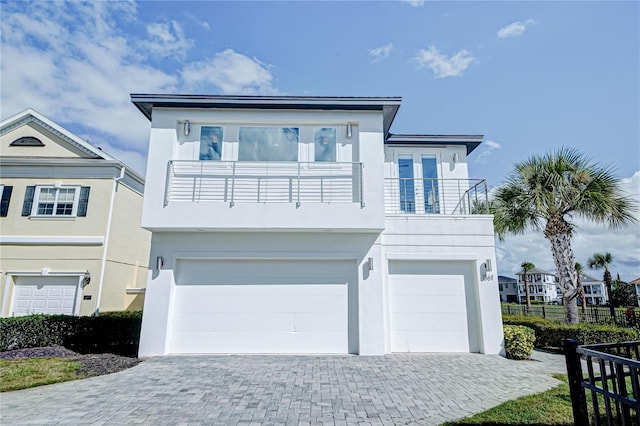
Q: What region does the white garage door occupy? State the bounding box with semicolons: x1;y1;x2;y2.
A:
11;276;79;316
169;259;357;354
389;261;479;353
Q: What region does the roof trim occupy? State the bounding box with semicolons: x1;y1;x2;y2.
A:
130;94;403;137
386;133;483;154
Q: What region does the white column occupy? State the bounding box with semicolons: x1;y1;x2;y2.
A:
138;267;174;357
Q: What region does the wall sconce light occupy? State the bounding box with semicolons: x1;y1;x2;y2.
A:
82;270;91;286
485;259;492;272
367;257;374;272
452;153;459;164
183;120;191;136
346;123;353;139
156;256;164;271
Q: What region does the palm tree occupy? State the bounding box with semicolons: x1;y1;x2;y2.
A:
575;262;586;314
492;148;637;324
588;252;614;317
520;261;535;312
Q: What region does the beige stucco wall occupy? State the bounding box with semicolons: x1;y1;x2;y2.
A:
0;123;87;158
0;176;149;316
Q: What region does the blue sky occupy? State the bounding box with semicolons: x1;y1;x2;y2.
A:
1;0;638;280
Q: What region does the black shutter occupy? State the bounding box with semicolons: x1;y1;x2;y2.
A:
0;186;12;217
77;186;90;217
22;186;35;216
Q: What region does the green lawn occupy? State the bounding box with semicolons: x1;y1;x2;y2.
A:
0;358;83;392
445;374;575;425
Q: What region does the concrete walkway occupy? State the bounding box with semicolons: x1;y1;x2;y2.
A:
0;350;567;425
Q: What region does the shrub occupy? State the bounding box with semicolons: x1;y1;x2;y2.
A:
0;311;142;357
503;315;638;348
503;325;535;360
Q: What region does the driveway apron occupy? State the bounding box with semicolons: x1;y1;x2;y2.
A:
1;351;565;425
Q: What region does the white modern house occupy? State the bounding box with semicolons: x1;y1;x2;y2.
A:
132;94;504;357
516;268;557;304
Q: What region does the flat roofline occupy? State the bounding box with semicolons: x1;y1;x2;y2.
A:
386;134;484;154
130;94;402;137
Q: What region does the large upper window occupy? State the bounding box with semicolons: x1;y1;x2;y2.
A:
238;127;299;161
314;128;337;162
199;126;223;160
22;186;90;217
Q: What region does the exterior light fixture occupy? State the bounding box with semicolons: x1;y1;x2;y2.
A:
367;257;374;271
346;123;352;139
156;256;164;271
82;270;91;286
183;120;191;136
453;153;459;164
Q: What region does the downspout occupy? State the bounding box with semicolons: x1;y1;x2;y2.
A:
94;166;125;315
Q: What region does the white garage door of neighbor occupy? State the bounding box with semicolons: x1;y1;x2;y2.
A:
389;261;480;353
11;276;79;316
169;259;357;354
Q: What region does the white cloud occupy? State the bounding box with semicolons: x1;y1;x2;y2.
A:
496;171;640;282
0;1;281;174
497;19;536;39
474;140;502;163
414;46;474;78
402;0;425;6
141;21;194;59
182;49;278;95
368;43;393;62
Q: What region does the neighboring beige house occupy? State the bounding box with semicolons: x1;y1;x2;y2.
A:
0;109;150;316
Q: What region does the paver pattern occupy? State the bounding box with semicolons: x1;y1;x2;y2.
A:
1;351;566;425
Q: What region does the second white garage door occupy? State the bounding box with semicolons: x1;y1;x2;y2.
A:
389;260;480;353
169;259;358;354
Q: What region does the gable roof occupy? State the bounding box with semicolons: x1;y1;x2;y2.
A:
0;108;145;191
130;94;403;138
498;275;517;283
515;267;556;276
1;108;117;161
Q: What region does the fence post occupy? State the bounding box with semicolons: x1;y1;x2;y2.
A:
542;305;546;319
564;339;589;426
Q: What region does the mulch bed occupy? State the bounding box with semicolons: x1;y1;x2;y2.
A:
0;346;141;377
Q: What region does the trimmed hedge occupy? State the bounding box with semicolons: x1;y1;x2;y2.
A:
503;315;638;348
503;325;535;360
0;311;142;357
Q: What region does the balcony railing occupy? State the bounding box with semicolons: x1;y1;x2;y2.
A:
165;161;364;207
384;178;489;215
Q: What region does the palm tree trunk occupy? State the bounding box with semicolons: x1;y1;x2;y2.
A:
545;222;579;324
524;275;531;313
605;269;614;318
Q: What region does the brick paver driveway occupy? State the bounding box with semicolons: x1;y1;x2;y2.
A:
1;352;565;425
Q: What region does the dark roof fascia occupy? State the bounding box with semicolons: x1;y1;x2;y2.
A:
386;134;483;154
130;94;402;137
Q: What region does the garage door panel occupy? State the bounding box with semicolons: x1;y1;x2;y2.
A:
389;260;479;353
393;331;470;352
11;276;79;316
171;331;347;354
390;295;467;314
169;259;355;354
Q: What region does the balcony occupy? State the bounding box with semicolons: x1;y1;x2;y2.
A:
165;161;364;207
384;178;489;215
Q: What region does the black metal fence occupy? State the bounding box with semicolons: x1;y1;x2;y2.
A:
502;304;640;328
565;339;640;425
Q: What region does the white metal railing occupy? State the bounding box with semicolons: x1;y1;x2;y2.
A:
384;178;489;215
165;161;364;207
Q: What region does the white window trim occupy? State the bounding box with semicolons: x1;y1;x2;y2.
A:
31;185;81;217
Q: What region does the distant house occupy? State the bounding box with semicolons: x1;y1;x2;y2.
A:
516;267;557;304
580;275;608;306
498;275;518;303
131;94;504;357
630;277;640;305
0;109;150;316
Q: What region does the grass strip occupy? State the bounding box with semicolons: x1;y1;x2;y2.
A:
0;357;83;392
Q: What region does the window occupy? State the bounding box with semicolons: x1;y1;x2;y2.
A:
238;127;299;161
199;126;223;160
421;156;439;213
22;186;90;217
0;185;12;217
314;128;336;162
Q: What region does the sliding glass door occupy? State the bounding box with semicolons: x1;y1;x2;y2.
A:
396;151;440;214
